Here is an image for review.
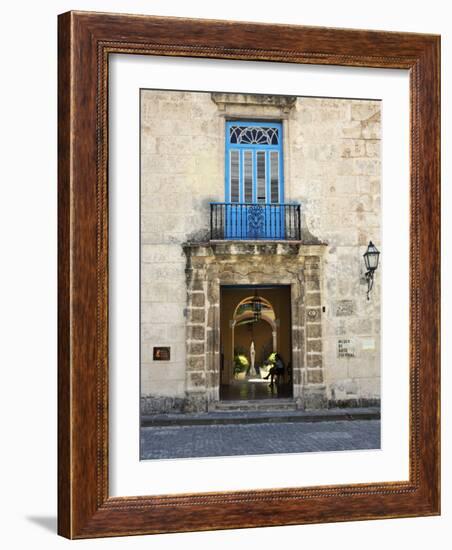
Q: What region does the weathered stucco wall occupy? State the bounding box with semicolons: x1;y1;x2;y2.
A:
141;90;223;405
140;90;381;411
286;97;381;405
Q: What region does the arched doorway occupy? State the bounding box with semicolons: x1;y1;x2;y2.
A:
220;285;292;401
233;318;273;375
232;295;277;369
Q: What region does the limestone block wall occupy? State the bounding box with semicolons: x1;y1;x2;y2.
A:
287;98;381;405
140;90;223;407
140;90;381;410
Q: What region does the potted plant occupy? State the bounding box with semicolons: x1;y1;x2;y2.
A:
233;353;249;380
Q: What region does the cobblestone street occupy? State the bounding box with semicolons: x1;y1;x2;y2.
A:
140;419;380;460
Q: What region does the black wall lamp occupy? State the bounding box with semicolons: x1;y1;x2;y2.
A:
363;241;380;300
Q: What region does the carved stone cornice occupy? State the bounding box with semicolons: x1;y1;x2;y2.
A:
211;92;297;113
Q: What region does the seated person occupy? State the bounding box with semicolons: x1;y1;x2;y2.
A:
263;353;284;386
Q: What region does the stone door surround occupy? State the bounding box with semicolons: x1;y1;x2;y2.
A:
183;241;327;411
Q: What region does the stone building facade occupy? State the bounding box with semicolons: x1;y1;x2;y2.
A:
140;90;381;413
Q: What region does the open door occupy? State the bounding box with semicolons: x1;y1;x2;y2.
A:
220;285;292;401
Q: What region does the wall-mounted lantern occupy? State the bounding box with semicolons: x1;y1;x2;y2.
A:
363;241;380;300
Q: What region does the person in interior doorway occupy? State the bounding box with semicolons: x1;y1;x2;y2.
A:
264;353;285;386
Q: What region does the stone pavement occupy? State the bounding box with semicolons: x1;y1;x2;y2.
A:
140;417;381;460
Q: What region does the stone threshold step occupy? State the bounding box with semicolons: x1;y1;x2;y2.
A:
209;399;296;410
141;407;380;427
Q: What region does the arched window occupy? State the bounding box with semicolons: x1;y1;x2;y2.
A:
233;295;275;326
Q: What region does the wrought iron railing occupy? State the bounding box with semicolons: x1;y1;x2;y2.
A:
210;202;301;241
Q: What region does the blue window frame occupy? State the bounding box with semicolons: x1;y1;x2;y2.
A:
225;120;284;204
225;120;285;239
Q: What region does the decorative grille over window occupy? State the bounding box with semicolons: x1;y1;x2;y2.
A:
229;125;279;145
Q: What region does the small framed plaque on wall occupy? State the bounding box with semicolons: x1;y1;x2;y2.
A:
153;347;170;361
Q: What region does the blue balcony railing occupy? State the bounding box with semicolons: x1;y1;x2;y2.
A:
210;202;301;241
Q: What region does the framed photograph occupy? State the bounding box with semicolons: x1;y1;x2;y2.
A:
58;11;440;538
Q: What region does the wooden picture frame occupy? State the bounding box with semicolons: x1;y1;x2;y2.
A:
58;11;440;538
